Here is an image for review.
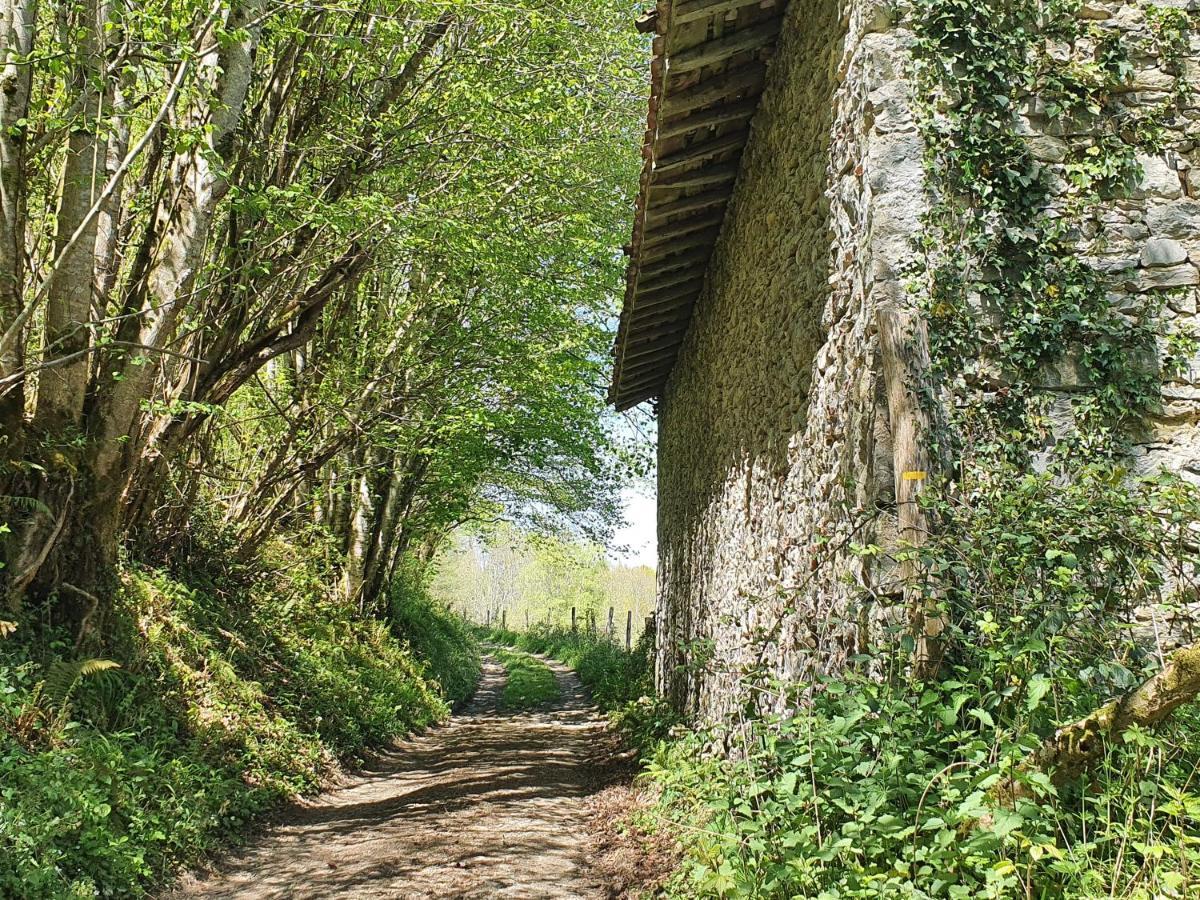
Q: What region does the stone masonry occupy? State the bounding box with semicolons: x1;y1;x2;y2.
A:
655;0;1200;721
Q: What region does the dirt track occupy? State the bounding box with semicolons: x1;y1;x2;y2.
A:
168;657;619;899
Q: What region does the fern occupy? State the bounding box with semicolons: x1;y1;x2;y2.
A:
0;494;52;516
43;658;121;708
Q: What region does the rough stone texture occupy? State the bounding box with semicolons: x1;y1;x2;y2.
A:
655;0;1200;721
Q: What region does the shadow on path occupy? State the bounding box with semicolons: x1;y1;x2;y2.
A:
166;657;616;899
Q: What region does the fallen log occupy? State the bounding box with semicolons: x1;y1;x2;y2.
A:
995;640;1200;807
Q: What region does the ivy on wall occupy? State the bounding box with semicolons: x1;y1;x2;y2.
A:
909;0;1198;459
898;0;1200;711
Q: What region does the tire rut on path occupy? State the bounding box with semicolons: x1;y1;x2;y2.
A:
168;656;617;899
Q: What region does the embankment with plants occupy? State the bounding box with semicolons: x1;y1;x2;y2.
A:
0;549;479;899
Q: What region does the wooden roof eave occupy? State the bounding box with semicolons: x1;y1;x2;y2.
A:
609;0;786;411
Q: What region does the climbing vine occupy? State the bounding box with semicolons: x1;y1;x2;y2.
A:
901;0;1200;677
909;0;1197;457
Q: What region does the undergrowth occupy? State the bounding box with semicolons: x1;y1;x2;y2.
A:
0;549;479;898
645;678;1200;899
637;460;1200;898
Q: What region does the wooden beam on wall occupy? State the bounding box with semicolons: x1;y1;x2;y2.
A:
635;279;704;308
630;304;696;332
620;358;677;387
639;246;712;279
673;0;778;26
650;162;740;194
654;129;748;176
637;266;705;295
661;63;765;117
641;232;720;263
670;20;782;75
658;96;759;140
644;187;729;226
641;217;722;252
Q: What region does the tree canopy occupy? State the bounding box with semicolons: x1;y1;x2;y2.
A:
0;0;648;619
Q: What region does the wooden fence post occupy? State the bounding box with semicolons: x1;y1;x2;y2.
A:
501;609;506;629
524;610;529;630
625;610;633;650
878;300;944;680
571;606;577;633
606;606;614;640
485;609;491;627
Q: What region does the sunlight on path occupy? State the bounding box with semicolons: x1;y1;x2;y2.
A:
167;659;614;899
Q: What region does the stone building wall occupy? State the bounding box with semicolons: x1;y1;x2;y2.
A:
656;0;1200;721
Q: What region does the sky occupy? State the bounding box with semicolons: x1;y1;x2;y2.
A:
610;485;657;569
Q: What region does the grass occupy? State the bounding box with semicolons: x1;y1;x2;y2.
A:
484;625;677;750
0;552;479;899
494;647;560;710
484;625;653;711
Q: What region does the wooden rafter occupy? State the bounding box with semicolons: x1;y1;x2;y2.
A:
650;162;741;193
660;63;766;117
658;96;760;140
673;0;778;26
654;129;748;177
609;0;789;410
644;188;730;226
669;20;781;75
637;266;707;295
639;246;712;279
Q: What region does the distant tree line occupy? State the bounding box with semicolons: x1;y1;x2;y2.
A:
431;525;655;639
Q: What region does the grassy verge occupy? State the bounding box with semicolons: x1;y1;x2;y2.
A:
0;550;478;899
493;647;560;710
483;625;676;748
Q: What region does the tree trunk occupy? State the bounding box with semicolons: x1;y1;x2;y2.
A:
8;1;264;613
342;447;379;608
90;0;263;492
0;0;37;443
34;0;109;432
992;641;1200;810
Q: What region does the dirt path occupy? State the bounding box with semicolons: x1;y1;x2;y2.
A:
168;657;621;899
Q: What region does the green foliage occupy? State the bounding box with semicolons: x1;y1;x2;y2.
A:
389;573;482;708
646;674;1200;899
493;648;560;710
42;659;121;710
911;462;1200;704
909;0;1194;451
430;525;656;637
489;625;654;711
642;435;1200;898
486;624;676;748
0;558;479;898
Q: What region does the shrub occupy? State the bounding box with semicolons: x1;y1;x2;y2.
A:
644;671;1200;899
390;579;481;708
485;624;653;710
484;624;676;747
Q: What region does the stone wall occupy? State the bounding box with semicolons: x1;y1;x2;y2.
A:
655;0;1200;721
